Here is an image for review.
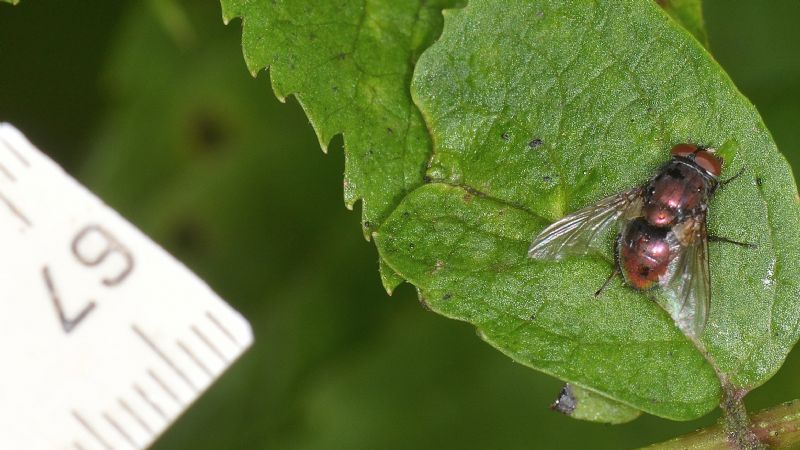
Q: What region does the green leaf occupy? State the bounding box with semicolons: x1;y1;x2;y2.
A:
220;0;463;287
376;0;800;420
376;183;720;419
1;0;20;5
657;0;708;47
552;384;641;424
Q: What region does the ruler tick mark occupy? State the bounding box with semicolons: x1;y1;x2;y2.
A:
73;441;87;450
0;135;29;167
133;383;168;421
192;324;229;363
132;324;198;392
72;410;113;450
206;311;241;348
103;412;137;448
119;398;153;436
0;191;31;228
178;339;214;378
0;162;15;181
147;368;183;406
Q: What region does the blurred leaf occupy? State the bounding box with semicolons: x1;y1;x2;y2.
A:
81;4;399;448
0;0;20;5
375;0;800;421
220;0;463;290
657;0;708;46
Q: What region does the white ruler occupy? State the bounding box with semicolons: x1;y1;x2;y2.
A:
0;124;253;450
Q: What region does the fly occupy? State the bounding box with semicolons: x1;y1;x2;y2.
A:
527;144;751;336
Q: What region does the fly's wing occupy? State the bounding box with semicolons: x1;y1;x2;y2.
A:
528;188;643;261
659;216;711;337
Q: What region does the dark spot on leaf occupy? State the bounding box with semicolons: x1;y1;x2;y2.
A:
169;217;208;255
366;149;374;156
501;132;509;141
337;52;347;60
332;85;338;92
463;192;473;203
387;127;394;135
190;111;229;153
418;295;431;311
529;313;536;321
423;175;432;183
551;384;576;415
409;243;416;250
442;293;452;301
543;175;552;182
756;177;763;187
363;221;371;229
402;211;411;219
528;138;543;149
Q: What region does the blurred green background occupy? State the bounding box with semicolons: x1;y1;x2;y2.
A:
0;1;798;449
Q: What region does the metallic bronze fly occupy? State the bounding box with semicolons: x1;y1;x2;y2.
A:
527;143;748;336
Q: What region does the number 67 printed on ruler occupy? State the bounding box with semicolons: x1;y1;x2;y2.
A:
0;124;253;450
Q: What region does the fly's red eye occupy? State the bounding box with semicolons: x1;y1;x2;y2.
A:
695;150;722;177
670;143;697;157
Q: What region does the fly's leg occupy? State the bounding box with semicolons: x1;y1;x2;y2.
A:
720;167;746;187
709;235;757;249
596;236;622;297
594;267;620;297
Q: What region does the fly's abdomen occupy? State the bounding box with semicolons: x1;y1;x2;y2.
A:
618;218;672;290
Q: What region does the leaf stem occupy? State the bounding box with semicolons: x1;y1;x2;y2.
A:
644;399;800;449
682;335;765;449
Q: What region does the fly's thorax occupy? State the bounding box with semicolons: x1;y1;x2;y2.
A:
643;160;715;227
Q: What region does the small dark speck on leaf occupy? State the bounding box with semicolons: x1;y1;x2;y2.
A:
332;85;338;92
463;192;474;203
363;221;371;229
190;112;229;152
337;52;347;60
442;293;452;301
501;132;509;141
528;313;536;321
529;138;543;149
423;175;432;183
551;384;576;415
543;175;552;182
409;243;416;250
170;218;208;255
387;127;394;135
756;177;764;187
418;296;431;311
402;211;411;219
